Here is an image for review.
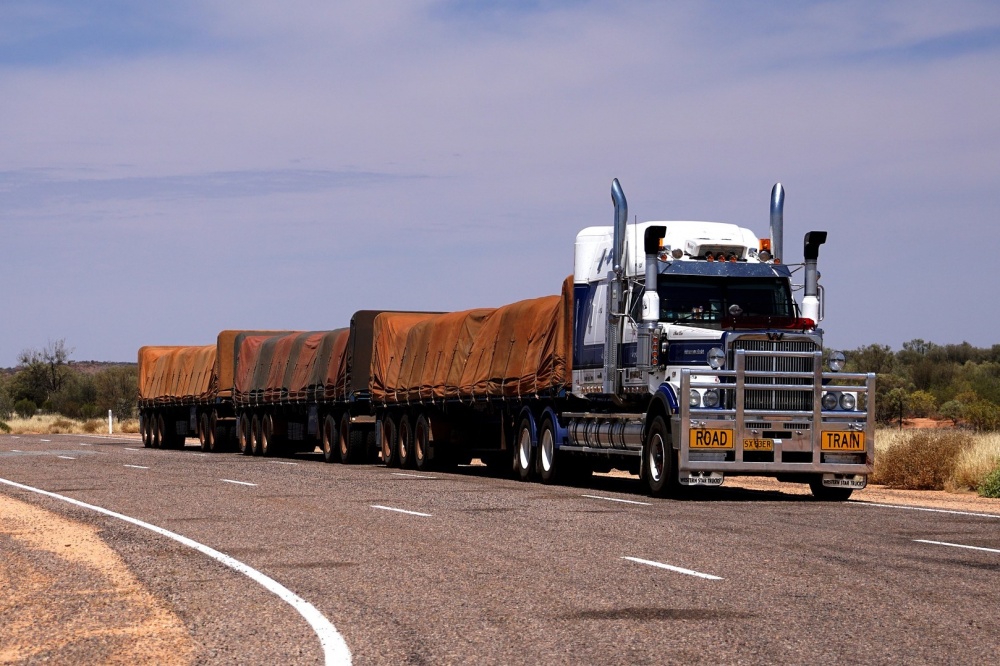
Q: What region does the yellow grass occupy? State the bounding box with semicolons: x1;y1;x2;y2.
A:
1;414;140;436
874;428;1000;492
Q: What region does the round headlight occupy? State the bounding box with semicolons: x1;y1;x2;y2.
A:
707;347;725;370
839;392;857;411
822;392;840;411
703;389;720;408
829;351;846;372
689;389;701;408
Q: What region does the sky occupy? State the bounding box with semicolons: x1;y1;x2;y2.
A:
2;0;999;365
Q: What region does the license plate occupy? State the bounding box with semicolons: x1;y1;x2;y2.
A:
821;432;866;451
743;438;773;451
690;428;733;449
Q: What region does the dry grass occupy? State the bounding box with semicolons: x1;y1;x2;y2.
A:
2;414;139;436
874;428;1000;492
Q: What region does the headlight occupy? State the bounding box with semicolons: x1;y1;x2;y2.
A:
707;347;725;370
839;393;857;411
822;392;840;410
829;351;846;372
702;389;720;408
689;389;701;408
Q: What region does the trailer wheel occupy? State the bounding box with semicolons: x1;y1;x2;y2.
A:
248;414;261;456
322;414;337;463
398;414;415;469
414;414;433;471
537;417;558;484
338;413;363;464
643;416;673;497
380;416;399;467
808;477;854;501
237;413;250;455
260;415;277;457
140;412;152;448
198;413;210;452
515;415;535;481
154;413;166;449
208;410;220;452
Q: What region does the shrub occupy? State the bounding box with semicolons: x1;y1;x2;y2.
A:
0;421;10;433
979;467;1000;498
81;419;104;434
872;430;975;490
14;399;36;419
46;417;75;434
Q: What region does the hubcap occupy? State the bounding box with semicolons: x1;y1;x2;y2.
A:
649;434;665;483
541;430;554;472
518;429;531;470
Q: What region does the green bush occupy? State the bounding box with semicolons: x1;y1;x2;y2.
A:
14;399;37;419
872;431;974;490
0;421;10;433
979;466;1000;498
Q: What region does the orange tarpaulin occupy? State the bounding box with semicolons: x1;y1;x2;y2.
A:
369;313;439;402
234;329;351;404
137;345;216;404
215;330;293;399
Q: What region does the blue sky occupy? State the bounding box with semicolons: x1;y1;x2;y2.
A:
2;1;999;364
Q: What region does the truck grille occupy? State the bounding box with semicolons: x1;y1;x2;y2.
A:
728;338;818;412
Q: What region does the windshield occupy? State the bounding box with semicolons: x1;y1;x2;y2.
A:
653;276;794;326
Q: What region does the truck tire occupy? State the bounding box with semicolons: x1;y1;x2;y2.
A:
198;412;211;452
537;417;558;484
515;415;535;481
250;414;262;456
809;477;854;501
643;416;673;497
208;410;220;452
141;412;152;448
322;414;337;463
414;414;432;471
338;413;363;464
260;414;276;457
154;413;166;449
398;414;415;469
380;416;399;467
238;413;252;455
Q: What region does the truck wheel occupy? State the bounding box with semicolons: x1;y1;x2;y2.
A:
537;417;558;484
154;414;166;449
380;416;399;467
398;414;414;469
208;410;220;452
260;415;276;457
238;413;252;455
198;413;210;452
248;414;261;456
141;412;152;448
414;414;432;471
515;415;535;481
643;416;672;497
809;478;854;501
339;413;363;464
322;414;337;463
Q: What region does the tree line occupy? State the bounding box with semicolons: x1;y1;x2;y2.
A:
846;339;1000;429
0;340;137;422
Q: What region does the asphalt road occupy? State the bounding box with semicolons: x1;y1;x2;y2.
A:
2;433;998;665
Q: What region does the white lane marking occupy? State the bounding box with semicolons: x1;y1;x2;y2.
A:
582;494;651;506
915;539;1000;555
622;556;724;580
371;505;432;517
124;448;143;452
57;456;76;460
124;464;150;470
11;450;23;453
79;443;92;446
40;439;51;442
855;502;1000;519
390;472;436;479
222;479;257;487
269;461;299;466
0;476;351;665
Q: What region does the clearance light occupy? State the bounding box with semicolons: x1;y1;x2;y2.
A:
658;251;669;262
760;238;772;253
728;253;737;263
706;253;715;262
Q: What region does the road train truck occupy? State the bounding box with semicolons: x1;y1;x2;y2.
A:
371;179;875;500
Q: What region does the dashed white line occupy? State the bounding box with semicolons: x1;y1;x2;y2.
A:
269;461;299;466
915;539;1000;555
371;505;432;517
855;502;1000;519
11;450;23;453
124;464;150;470
57;455;76;460
222;479;257;487
0;476;351;665
124;448;143;452
390;472;436;479
622;556;724;580
40;439;51;442
582;494;651;506
78;442;92;446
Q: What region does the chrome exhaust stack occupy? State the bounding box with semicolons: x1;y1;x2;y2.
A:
802;231;827;323
604;179;628;395
770;183;784;263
